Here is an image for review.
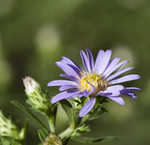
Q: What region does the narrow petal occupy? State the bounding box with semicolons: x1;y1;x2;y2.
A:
60;74;78;81
94;50;104;73
86;48;94;72
61;56;75;65
51;91;80;104
109;74;141;85
97;92;112;96
71;90;91;98
61;57;81;75
80;90;91;97
62;56;80;69
48;80;77;87
120;87;141;99
97;50;112;74
67;88;80;93
102;57;120;77
128;92;137;98
98;85;124;96
68;64;81;76
107;96;125;105
120;87;141;94
79;97;96;117
51;92;71;104
56;61;79;77
59;85;77;91
80;50;91;72
125;87;141;91
106;67;134;81
103;60;128;79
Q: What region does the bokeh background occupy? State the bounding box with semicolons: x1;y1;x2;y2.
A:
0;0;149;144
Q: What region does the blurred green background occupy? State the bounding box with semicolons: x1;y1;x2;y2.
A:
0;0;149;144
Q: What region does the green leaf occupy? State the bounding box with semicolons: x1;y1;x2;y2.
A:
47;105;57;133
0;137;22;145
60;100;74;124
37;129;47;143
0;138;10;145
71;136;118;144
11;100;49;134
19;120;28;140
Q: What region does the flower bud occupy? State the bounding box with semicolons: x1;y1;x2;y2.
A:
44;133;62;145
0;111;24;140
23;76;50;115
23;76;40;96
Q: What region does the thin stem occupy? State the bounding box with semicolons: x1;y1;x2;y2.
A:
59;124;75;139
48;115;55;133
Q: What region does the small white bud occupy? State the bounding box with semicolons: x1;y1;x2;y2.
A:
23;76;50;114
23;76;40;96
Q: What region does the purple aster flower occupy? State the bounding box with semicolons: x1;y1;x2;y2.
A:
48;48;141;117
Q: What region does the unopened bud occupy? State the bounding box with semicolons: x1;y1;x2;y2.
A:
44;133;62;145
23;76;40;96
23;76;50;115
0;111;24;140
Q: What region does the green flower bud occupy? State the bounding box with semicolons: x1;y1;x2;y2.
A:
23;76;50;115
0;111;24;140
43;133;62;145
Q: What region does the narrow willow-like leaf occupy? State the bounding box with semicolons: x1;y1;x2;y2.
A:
11;100;49;134
71;136;118;144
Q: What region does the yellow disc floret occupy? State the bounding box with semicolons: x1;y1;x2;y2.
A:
80;73;108;93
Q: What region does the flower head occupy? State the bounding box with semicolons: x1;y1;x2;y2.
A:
48;49;141;117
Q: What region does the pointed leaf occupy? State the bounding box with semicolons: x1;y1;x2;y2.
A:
60;100;74;124
11;100;49;134
71;136;118;144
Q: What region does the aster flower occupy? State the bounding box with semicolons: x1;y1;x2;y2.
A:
48;48;141;117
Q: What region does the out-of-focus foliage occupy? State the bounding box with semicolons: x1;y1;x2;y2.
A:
0;0;148;144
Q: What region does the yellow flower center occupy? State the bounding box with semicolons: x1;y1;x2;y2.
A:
80;73;108;93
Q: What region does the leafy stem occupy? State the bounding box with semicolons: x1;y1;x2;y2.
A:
59;124;75;139
47;114;55;133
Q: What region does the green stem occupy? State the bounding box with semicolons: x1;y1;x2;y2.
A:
59;124;74;139
48;115;55;133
